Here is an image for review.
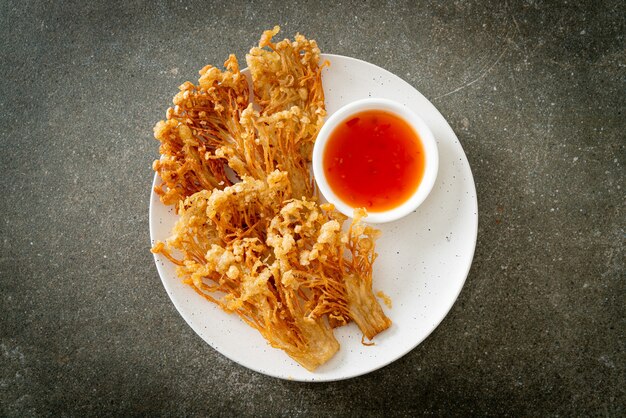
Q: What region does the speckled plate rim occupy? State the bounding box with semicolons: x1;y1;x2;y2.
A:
149;53;478;382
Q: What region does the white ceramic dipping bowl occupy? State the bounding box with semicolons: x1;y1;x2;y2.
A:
312;98;439;223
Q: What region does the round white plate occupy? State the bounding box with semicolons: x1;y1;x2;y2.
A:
149;54;478;382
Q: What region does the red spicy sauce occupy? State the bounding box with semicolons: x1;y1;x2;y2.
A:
323;110;425;212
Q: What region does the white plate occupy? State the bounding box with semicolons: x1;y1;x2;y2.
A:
149;54;478;382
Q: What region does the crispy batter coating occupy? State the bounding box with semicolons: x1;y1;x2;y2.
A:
268;204;391;338
154;173;339;370
247;26;328;196
247;26;326;123
153;173;389;370
153;55;249;206
153;27;327;207
151;28;391;371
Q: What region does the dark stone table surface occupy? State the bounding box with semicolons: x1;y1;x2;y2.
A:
1;1;623;416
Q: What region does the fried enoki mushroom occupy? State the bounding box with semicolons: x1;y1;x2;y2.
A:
153;55;249;207
267;203;391;339
152;172;389;370
151;28;392;371
153;172;340;370
243;105;317;199
153;27;327;207
247;26;328;194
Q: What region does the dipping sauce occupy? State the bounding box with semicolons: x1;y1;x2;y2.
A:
322;110;425;212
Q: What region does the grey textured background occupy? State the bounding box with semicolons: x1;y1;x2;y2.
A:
1;0;624;416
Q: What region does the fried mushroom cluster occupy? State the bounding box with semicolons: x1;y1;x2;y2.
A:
151;27;390;371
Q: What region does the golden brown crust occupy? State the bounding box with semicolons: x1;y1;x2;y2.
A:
153;55;250;207
151;28;390;371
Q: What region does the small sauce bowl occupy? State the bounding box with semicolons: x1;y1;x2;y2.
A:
312;98;438;223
